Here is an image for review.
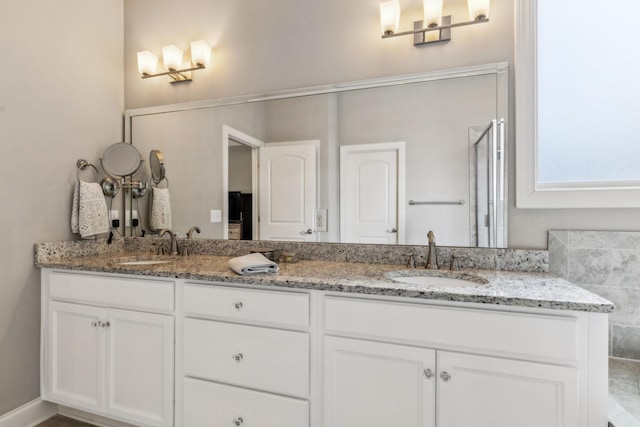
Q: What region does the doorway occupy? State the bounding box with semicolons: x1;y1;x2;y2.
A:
222;125;264;240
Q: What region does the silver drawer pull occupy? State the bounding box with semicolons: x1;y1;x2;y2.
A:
440;371;451;382
423;369;434;379
233;353;244;362
234;301;244;310
233;417;244;425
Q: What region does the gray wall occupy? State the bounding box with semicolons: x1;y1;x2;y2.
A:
123;0;640;250
549;231;640;360
131;104;266;238
0;0;124;416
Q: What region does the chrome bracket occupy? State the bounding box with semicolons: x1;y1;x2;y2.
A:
414;15;452;46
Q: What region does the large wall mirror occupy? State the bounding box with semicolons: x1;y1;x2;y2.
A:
125;62;508;248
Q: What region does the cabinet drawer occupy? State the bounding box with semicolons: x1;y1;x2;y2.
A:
184;318;309;397
324;297;579;362
49;272;174;312
184;283;309;328
184;378;309;427
228;223;242;240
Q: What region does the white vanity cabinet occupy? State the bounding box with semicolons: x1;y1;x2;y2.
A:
322;295;606;427
41;270;175;427
180;282;311;427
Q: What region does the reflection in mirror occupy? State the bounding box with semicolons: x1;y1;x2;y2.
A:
101;142;143;177
127;63;508;247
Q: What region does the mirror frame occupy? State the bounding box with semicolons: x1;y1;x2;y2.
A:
123;62;509;246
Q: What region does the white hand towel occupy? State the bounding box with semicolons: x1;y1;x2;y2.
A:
71;180;110;238
229;253;279;275
150;187;172;231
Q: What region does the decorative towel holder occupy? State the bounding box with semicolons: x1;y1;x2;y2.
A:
76;159;99;182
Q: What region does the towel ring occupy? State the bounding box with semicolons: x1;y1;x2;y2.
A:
151;176;170;189
76;159;99;182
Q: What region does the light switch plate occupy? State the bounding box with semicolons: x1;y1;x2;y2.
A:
210;210;222;223
314;208;327;232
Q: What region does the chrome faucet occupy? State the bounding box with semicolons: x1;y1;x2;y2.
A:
158;229;179;256
187;226;201;239
426;230;438;270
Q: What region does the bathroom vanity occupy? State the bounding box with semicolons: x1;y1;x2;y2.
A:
37;244;612;427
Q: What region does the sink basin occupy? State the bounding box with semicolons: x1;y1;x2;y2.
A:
386;272;488;288
112;256;176;266
117;259;172;266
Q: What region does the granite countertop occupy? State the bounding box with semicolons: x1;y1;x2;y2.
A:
36;251;614;313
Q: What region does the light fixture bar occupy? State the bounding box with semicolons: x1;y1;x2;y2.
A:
382;16;488;39
141;64;205;82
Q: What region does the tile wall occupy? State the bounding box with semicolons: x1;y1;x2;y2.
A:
549;231;640;359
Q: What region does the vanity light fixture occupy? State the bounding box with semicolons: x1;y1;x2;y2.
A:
380;0;489;46
137;40;211;84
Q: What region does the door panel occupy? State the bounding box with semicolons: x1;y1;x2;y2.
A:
437;351;579;427
46;301;104;412
259;142;318;241
106;309;174;427
340;143;404;244
324;336;436;427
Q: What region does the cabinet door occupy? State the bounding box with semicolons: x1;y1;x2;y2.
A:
323;336;436;427
45;301;105;413
437;351;579;427
106;309;174;427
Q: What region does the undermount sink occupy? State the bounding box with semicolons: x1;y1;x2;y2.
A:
117;259;172;266
386;271;488;288
112;256;176;266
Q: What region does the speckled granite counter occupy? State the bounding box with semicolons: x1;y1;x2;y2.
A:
35;249;614;313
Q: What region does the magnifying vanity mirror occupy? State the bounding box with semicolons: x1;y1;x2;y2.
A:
100;142;148;198
149;150;166;184
125;62;508;248
101;142;144;177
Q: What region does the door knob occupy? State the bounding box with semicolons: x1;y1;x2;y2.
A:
423;368;434;379
440;371;451;382
233;353;244;362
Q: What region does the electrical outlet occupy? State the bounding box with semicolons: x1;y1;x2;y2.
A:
314;208;327;232
109;210;119;221
125;210;139;226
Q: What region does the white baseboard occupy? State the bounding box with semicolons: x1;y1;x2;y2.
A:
59;406;137;427
0;398;58;427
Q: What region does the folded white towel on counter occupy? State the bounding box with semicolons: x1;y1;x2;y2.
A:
71;180;110;238
229;253;279;275
149;187;172;231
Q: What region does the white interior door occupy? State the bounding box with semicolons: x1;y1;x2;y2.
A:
259;141;318;241
340;142;405;244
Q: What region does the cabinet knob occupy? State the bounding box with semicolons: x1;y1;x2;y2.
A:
233;417;244;425
233;353;244;362
91;321;99;328
100;321;111;328
423;368;434;379
440;371;451;382
234;301;244;310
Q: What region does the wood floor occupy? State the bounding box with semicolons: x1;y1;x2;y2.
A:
35;415;98;427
